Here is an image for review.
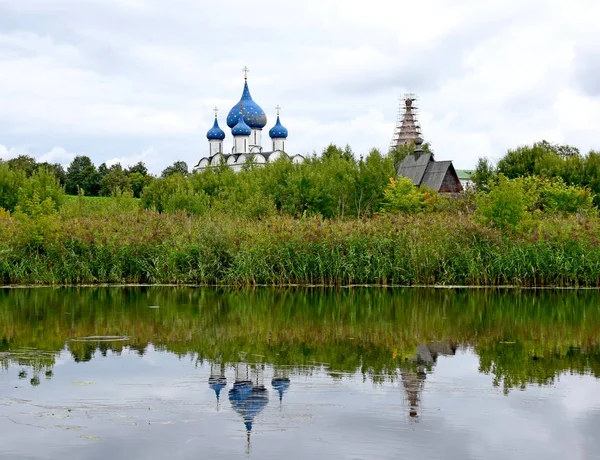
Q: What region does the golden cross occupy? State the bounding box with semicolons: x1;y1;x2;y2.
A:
275;105;281;117
213;107;219;118
242;65;249;80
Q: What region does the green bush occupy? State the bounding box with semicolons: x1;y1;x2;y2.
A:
381;176;437;213
475;175;534;231
17;168;65;212
0;164;26;212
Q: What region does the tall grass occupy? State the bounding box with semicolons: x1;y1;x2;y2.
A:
1;199;599;286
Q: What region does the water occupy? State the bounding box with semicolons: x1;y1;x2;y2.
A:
1;287;600;459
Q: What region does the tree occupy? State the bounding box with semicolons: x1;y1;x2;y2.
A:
37;162;66;185
161;161;188;178
354;149;395;217
381;176;437;213
6;155;38;177
129;172;153;198
471;157;497;192
127;161;149;176
322;144;354;162
475;175;535;231
65;156;99;195
99;163;133;196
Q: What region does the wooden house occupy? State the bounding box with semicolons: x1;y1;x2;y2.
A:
396;138;463;193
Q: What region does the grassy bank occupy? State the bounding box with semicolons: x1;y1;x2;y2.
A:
1;198;599;286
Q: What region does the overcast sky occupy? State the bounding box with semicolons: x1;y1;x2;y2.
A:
0;0;599;174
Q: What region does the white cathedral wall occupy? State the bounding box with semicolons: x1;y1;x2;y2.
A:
211;154;224;167
209;139;222;155
252;154;266;164
251;129;262;150
233;136;249;154
291;155;304;164
269;151;283;162
272;139;285;152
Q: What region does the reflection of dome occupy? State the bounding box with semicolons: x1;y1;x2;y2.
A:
206;118;226;140
231;114;252;137
269;116;288;139
209;376;227;400
229;383;269;432
227;81;267;129
271;377;290;402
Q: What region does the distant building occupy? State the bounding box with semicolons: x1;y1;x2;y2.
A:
390;95;422;150
195;67;305;171
456;169;474;190
396;138;463;193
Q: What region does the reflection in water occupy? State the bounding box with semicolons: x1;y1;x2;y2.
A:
209;362;227;411
2;287;600;459
229;363;269;453
272;366;291;405
401;342;456;419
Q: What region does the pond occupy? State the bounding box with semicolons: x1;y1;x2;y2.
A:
1;287;600;459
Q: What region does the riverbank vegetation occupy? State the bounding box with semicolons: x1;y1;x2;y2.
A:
1;141;599;286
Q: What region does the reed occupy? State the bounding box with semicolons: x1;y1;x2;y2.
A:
1;204;599;286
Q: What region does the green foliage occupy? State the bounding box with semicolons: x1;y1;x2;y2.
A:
161;161;189;178
17;167;65;211
382;176;437;213
471;157;497;192
13;192;60;250
0;165;64;213
128;172;153;198
480;140;600;206
475;175;534;231
475;175;595;231
66;156;100;196
0;164;26;212
59;195;141;219
5;155;38;176
126;161;149;176
141;172;208;215
99;163;133;197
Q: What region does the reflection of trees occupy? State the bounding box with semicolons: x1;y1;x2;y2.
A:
1;287;600;392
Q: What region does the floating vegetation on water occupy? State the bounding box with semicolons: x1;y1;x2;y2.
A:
69;336;130;342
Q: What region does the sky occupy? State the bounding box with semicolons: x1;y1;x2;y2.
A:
0;0;599;174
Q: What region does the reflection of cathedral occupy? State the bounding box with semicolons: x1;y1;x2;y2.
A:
207;360;291;453
400;342;456;419
195;67;305;171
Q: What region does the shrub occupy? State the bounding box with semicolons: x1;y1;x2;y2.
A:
475;175;534;231
381;176;437;213
17;168;65;211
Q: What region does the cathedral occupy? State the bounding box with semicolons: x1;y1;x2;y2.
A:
194;67;305;171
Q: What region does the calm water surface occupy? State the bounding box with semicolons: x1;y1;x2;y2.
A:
1;287;600;459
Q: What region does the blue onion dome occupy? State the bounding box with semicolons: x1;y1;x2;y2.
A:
227;80;267;129
206;117;226;140
231;112;252;136
269;116;288;139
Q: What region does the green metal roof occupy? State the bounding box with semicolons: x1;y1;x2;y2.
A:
456;169;474;180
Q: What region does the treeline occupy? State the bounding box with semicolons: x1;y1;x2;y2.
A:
1;140;599;228
0;154;189;199
472;140;600;205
